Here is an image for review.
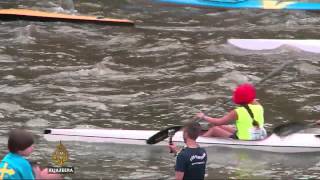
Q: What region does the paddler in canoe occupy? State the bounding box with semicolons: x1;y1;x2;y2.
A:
196;83;267;140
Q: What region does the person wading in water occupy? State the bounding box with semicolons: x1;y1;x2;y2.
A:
169;121;207;180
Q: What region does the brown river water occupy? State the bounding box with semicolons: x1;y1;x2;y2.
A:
0;0;320;179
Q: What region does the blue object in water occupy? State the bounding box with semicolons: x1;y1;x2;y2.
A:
156;0;320;10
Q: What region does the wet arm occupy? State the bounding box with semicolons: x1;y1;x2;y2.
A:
203;110;237;125
175;171;184;180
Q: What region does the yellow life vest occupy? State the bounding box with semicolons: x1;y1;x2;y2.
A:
235;104;264;140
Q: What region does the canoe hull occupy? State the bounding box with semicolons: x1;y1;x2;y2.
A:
157;0;320;10
228;39;320;53
44;129;320;153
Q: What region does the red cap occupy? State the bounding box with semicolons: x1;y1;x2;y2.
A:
232;83;256;105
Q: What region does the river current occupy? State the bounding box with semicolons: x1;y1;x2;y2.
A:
0;0;320;179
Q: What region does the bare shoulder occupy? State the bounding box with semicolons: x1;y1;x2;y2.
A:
252;99;261;105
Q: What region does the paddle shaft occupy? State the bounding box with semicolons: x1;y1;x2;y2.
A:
236;60;294;102
147;60;294;145
199;60;294;121
168;129;175;153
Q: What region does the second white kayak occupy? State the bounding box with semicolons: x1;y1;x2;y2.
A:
228;39;320;53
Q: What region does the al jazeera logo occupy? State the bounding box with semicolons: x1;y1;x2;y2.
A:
48;141;74;174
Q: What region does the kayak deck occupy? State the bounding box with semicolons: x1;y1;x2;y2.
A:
0;9;134;26
228;39;320;53
44;129;320;153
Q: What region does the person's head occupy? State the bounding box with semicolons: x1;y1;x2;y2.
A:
232;83;256;105
183;121;201;143
8;129;34;156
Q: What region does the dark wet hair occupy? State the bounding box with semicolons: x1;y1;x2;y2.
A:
8;129;34;153
184;121;201;140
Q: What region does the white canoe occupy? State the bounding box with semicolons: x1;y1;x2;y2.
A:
228;39;320;53
44;129;320;153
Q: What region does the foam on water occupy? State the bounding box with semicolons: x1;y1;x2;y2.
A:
25;118;49;127
0;84;36;94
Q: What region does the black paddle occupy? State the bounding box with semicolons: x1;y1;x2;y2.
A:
146;60;295;144
273;121;319;137
146;126;182;145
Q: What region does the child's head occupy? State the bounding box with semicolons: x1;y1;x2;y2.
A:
232;83;256;105
8;129;34;156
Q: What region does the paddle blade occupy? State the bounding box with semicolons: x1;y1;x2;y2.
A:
146;126;182;145
273;122;307;137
